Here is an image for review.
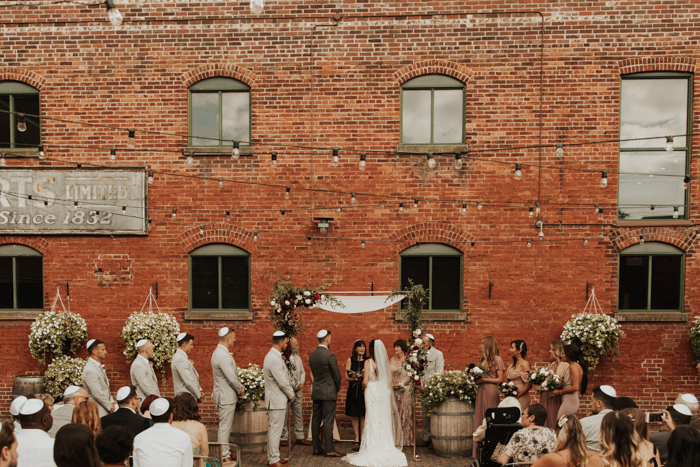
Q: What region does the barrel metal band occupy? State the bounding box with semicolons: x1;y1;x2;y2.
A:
230;431;268;438
432;435;474;440
432;411;475;416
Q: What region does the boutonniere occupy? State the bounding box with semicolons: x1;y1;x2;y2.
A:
189;359;196;366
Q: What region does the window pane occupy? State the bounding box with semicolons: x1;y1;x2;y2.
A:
221;256;249;310
618;255;649;310
402;90;431;144
191;93;220;146
0;257;13;309
431;256;461;310
401;256;430;290
16;257;42;309
0;96;10;149
433;90;463;144
650;256;681;310
618;151;686;219
621;78;688;149
191;256;219;309
221;92;250;144
13;95;40;148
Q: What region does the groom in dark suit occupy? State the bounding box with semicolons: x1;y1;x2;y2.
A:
308;329;344;457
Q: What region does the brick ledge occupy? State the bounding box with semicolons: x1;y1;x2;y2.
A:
394;312;466;322
185;311;253;321
614;312;687;322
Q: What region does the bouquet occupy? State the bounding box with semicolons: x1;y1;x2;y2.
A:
497;381;518;398
466;363;488;380
236;364;265;410
527;367;552;386
541;374;562;392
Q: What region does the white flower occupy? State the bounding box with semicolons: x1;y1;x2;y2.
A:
305;299;311;305
414;329;422;336
414;375;419;380
271;300;276;306
303;291;311;296
296;294;303;300
284;300;290;306
414;338;422;346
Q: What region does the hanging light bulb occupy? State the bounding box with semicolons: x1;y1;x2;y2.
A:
640;235;645;245
43;200;48;207
16;114;27;132
253;232;258;241
225;210;230;221
351;193;356;203
413;199;418;209
200;226;204;236
127;129;135;149
555;143;564;157
284;187;290;199
528;207;534;218
665;136;675;152
73;201;78;210
104;0;123;27
232;141;240;160
76;163;81;168
514;163;522;180
110;148;116;161
594;204;600;214
0;154;5;167
477;201;482;210
171;209;177;218
307;236;312;245
461;203;467;214
122;206;126;215
583;238;588;245
683;175;690;190
186;153;194;165
427;153;436;169
649;205;655;216
527;241;531;248
148;218;152;225
673;206;680;219
38;145;45;159
148;172;154;184
600;171;608;188
361;239;366;248
250;0;264;14
398;203;404;213
598;207;604;220
538;224;544;240
332;149;339;167
454;152;463;170
337;206;342;213
535;203;541;215
359;153;366;171
280;210;285;216
271;152;278;168
219;180;223;188
414;242;420;250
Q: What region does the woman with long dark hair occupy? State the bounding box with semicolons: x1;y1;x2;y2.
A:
53;423;102;467
506;339;532;412
666;425;700;467
345;339;367;446
553;344;587;419
172;392;210;457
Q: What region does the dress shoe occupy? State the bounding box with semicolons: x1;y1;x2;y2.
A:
280;459;289;465
313;449;325;456
296;439;311;446
280;440;288;446
325;451;345;457
416;440;432;447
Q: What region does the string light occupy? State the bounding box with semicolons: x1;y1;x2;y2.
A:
307;236;312;245
284;187;290;199
271;152;278;168
127;129;135;149
148;172;154;184
337;206;342;213
583;238;588;245
414;242;420;250
361;239;366;248
253;232;258;241
673;206;680;219
225;210;230;221
359;153;366;171
598;207;604;220
528;207;534;218
122;206;126;214
104;0;123;27
16;114;26;132
186;152;194;165
38;145;45;159
413;199;418;209
514;163;522;180
649;205;655;216
73;201;78;210
427;153;436;169
555;143;564;157
454;152;463;170
683;175;690;189
76;163;81;168
110;148;116;161
232;141;240;160
332;149;339;167
461;203;467;214
665;136;675;152
218;180;223;187
600;171;608;188
171;209;177;218
351;193;356;203
538;224;544;239
398;202;403;213
527;240;531;247
148;218;152;225
594;204;600;214
477;201;482;210
199;225;204;236
640;235;644;244
280;210;285;216
0;154;5;167
535;203;540;214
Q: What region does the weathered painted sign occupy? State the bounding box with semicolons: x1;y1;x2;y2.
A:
0;168;147;234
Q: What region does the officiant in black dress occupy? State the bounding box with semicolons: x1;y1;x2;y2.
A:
345;339;366;446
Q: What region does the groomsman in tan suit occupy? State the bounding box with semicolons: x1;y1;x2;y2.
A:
171;332;202;400
211;327;244;462
81;339;114;417
130;339;160;400
281;337;310;446
264;331;295;467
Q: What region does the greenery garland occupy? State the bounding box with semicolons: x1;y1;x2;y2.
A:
28;310;88;365
690;315;700;362
388;278;428;334
560;312;625;372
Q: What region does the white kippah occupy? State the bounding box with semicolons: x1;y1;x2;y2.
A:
86;339;96;349
218;327;229;337
19;399;44;416
673;404;693;417
273;331;286;337
681;393;698;404
149;398;170;417
116;386;132;402
176;332;187;342
425;333;435;341
136;339;148;348
317;329;328;338
63;386;81;397
600;385;617;398
10;396;27;416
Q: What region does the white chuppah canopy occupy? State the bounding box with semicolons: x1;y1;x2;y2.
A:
318;292;405;314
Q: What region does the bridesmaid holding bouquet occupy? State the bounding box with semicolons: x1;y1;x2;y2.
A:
539;339;568;429
473;336;505;457
506;339;532;412
552;343;588;419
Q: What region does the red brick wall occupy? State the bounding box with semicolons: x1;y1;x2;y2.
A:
1;1;699;426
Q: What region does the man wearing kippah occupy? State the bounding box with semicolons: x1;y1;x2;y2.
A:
211;327;244;463
101;385;151;437
9;397;27;436
264;331;296;467
15;399;56;467
580;385;616;452
130;339;160;400
171;333;202;401
133;398;192;467
47;385;89;438
81;339;115;416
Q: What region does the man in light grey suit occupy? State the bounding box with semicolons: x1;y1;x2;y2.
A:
130;339;160;400
308;329;343;458
171;332;202;400
81;339;114;417
47;385;89;438
263;331;295;467
417;332;444;448
281;337;310;447
211;327;244;462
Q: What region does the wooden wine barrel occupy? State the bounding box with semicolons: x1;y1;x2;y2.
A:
230;401;269;453
11;375;46;400
430;397;474;458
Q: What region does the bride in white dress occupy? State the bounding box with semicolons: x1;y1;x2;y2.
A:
343;339;408;467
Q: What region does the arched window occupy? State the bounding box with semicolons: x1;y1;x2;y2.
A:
400;243;462;311
188;77;250;147
401;75;464;145
618;242;683;311
0;244;43;311
189;243;250;311
0;81;40;150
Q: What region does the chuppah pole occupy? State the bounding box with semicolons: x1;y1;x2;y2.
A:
287;401;292;459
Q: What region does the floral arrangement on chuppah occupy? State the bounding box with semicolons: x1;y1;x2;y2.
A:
689;315;700;363
236;364;266;410
421;370;478;416
267;274;343;338
560;287;625;372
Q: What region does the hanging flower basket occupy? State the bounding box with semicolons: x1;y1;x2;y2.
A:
44;355;87;399
560;288;625;372
689;315;700;362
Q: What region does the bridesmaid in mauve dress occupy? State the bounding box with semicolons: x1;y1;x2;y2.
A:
506;339;532;412
390;339;414;446
553;343;588;420
473;336;505;457
539;339;568;429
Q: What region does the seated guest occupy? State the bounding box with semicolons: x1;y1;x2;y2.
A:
71;401;101;438
599;411;646;467
532;416;602;467
16;399;56;467
665;425;700;467
612;396;637;411
650;404;692;464
100;386;150;436
580;385;616;452
620;408;661;467
95;426;134;467
497;403;556;465
48;386;89;438
172;393;210;457
33;395;54;413
133;398;193;467
473;396;521;443
9;397;27;435
0;421;19;467
53;424;102;467
674;393;700;430
140;394;159;420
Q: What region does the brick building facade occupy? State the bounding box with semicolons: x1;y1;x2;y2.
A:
1;0;699;426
